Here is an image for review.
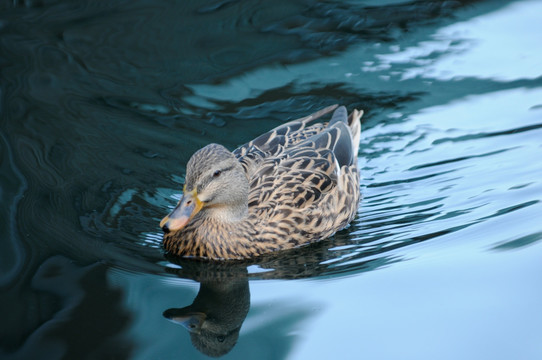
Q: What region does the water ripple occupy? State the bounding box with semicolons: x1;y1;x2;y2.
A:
2;0;541;281
2;1;542;357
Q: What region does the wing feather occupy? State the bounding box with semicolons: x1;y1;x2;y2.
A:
236;104;358;224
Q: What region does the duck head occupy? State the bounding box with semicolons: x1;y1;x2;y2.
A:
160;144;249;233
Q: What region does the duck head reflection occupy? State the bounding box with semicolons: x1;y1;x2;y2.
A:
163;260;250;357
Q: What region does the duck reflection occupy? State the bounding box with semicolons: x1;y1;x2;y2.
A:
163;261;250;357
162;230;401;357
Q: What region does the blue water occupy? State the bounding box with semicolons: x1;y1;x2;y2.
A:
1;0;541;359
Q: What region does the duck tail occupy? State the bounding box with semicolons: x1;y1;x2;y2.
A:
348;109;363;157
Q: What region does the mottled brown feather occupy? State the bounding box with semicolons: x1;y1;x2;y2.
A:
162;105;363;260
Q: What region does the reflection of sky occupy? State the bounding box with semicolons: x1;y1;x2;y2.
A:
185;0;541;106
359;87;542;250
270;240;542;360
376;0;542;81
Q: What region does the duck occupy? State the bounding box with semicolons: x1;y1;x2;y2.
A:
160;104;363;260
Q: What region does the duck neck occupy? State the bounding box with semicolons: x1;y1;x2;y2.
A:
203;203;249;224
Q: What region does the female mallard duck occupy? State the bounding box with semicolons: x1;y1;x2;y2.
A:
161;104;362;260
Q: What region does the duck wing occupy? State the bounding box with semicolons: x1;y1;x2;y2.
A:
245;105;359;217
233;104;339;178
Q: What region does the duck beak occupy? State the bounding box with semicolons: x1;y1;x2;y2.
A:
160;189;203;232
163;310;206;334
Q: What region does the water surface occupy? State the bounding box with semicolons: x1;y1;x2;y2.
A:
1;0;541;359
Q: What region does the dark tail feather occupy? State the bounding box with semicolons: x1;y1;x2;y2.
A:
329;106;348;126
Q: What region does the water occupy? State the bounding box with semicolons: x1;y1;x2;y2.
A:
1;0;541;359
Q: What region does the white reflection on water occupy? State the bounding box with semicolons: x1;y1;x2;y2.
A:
184;0;541;108
376;0;542;81
269;240;542;360
359;86;542;256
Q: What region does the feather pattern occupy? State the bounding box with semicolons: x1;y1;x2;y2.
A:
161;105;363;260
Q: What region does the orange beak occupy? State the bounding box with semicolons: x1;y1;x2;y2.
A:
160;188;203;232
163;310;206;334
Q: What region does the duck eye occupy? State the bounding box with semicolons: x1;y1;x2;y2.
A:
212;170;222;178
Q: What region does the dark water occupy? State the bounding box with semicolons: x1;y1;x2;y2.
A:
1;0;542;359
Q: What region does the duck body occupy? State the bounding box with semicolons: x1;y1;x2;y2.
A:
161;105;363;260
